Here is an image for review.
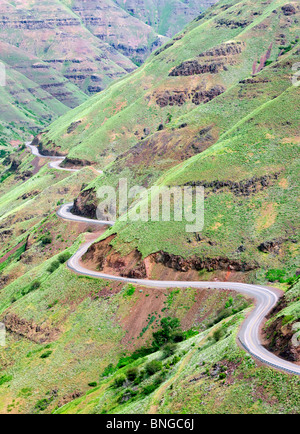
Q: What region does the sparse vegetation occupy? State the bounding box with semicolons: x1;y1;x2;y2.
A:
0;0;299;416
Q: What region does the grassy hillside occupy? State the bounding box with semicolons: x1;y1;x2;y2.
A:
0;0;136;95
43;0;300;284
113;0;219;37
54;294;300;415
0;0;299;415
0;0;218;147
38;0;300;165
0;39;89;147
101;75;299;279
0;166;251;413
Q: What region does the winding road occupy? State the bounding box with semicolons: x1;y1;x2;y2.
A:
26;142;102;173
28;143;300;376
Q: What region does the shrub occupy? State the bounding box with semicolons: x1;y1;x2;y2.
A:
126;367;138;382
113;374;126;388
58;252;72;264
40;351;52;359
88;382;97;388
125;284;136;296
170;355;181;366
34;397;53;412
213;328;225;342
102;363;115;377
21;280;41;296
225;297;233;309
182;329;198;340
163;343;177;358
145;360;162;376
142;383;159;396
41;236;52;246
172;331;185;342
0;374;12;386
31;281;41;290
152;317;181;349
266;269;286;283
133;374;144;386
47;261;60;273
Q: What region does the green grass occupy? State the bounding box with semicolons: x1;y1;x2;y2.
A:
40;0;299;165
54;308;300;414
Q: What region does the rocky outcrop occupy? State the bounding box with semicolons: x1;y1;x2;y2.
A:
0;17;82;30
258;239;283;254
31;133;66;157
151;251;256;273
3;313;60;344
169;60;228;77
281;4;296;16
258;238;297;254
184;173;280;197
58;391;83;408
37;143;65;157
154;41;176;56
83;235;147;279
264;315;300;362
60;157;95;169
216;18;250;29
169;42;245;77
198;42;245;58
155;85;225;107
67;121;82;134
72;188;98;219
83;236;256;280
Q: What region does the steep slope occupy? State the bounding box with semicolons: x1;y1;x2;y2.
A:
0;41;88;147
0;0;218;145
0;149;253;413
61;0;166;66
0;0;299;416
0;0;217;97
113;0;219;38
0;0;136;96
36;0;300;281
54;298;300;414
264;280;300;362
96;78;299;280
38;0;299;164
0;41;87;109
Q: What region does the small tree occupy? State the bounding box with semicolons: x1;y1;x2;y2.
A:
126;367;138;382
163;343;177;358
113;374;126;388
145;360;162;376
41;236;52;246
152;317;181;349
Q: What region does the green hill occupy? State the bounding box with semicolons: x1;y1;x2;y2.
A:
38;0;300;280
0;0;299;415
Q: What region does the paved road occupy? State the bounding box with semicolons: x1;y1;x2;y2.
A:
26;142;102;174
58;204;300;376
28;143;300;376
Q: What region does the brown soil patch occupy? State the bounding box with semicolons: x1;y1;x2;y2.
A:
120;289;166;349
279;178;288;189
282;136;300;144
